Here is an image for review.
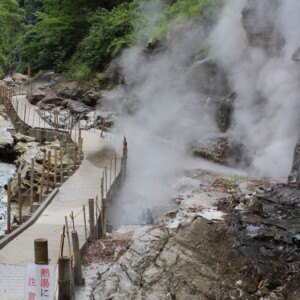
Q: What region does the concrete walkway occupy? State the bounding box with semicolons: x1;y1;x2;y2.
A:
0;94;114;299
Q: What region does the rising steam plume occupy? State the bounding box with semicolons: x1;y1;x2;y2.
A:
103;0;300;226
210;0;300;179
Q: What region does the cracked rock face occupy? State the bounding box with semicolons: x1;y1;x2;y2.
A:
91;217;258;299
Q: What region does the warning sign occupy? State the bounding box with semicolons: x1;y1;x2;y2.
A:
24;263;55;300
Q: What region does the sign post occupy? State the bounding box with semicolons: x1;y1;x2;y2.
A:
25;239;55;300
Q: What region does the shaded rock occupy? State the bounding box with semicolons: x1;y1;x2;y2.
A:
55;80;84;100
37;95;64;108
62;99;93;114
28;90;46;105
192;136;228;163
187;57;230;97
217;91;235;132
82;90;101;107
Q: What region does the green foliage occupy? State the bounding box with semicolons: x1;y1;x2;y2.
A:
16;0;224;78
152;0;224;40
0;0;24;74
69;63;91;82
76;3;138;70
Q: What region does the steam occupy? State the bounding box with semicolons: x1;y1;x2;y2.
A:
210;0;300;179
103;0;300;227
106;4;223;226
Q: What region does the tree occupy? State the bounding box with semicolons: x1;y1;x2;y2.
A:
0;0;24;75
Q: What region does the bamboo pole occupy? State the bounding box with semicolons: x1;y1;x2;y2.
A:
18;172;22;224
30;158;35;213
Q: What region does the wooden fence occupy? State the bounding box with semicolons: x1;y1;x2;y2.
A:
0;83;82;239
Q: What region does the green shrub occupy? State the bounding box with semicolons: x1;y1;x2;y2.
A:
69;63;91;82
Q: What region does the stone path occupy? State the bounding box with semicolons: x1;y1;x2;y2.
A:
0;93;116;299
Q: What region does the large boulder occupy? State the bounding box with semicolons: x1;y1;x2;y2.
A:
12;73;29;84
28;90;47;105
82;90;101;107
192;136;229;163
3;77;15;86
37;95;64;108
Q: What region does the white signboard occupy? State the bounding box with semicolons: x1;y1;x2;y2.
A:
24;262;55;300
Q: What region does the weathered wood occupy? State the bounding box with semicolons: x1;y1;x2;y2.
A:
54;147;57;188
101;197;106;238
6;180;12;234
83;205;88;246
18;172;22;224
60;145;63;184
39;151;46;202
46;150;51;194
34;238;48;264
88;198;95;242
71;230;84;285
30;159;35;213
58;256;71;300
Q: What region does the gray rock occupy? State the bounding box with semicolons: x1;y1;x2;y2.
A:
28;90;46;105
192;136;228;163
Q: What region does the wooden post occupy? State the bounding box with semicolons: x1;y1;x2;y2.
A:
34;238;48;264
58;257;71;300
30;159;34;213
83;205;88;246
54;147;57;188
73;144;77;170
6;179;12;234
60;146;63;184
114;153;117;179
101;197;106;238
88;198;95;242
46;150;51;194
24;104;27;122
18;172;22;224
71;230;84;285
109;160;112;187
101;177;104;201
39;151;46;202
105;166;108;195
95;196;99;239
64;216;72;256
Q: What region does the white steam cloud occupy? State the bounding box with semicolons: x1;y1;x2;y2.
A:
210;0;300;179
103;0;300;227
